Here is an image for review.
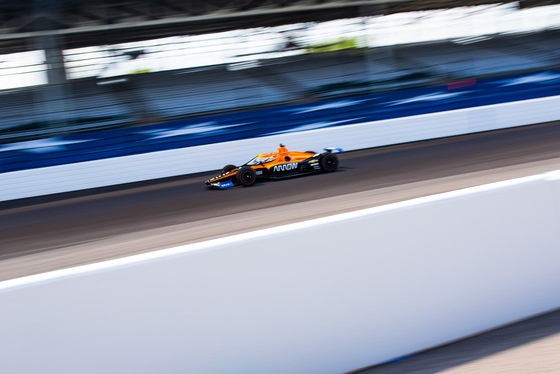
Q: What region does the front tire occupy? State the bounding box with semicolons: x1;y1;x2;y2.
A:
237;166;257;186
222;164;237;173
319;153;338;172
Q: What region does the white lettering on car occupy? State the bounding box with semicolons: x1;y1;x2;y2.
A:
272;163;299;172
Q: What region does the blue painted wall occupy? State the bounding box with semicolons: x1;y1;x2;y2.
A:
1;71;559;173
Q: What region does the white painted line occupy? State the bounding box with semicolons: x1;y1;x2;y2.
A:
545;169;560;181
1;169;556;291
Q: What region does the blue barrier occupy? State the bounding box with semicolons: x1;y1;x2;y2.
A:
1;70;559;174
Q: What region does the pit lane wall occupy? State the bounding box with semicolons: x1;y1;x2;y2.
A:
1;171;560;374
1;94;560;202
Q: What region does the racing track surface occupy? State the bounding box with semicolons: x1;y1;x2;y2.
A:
1;120;560;373
354;307;560;373
1;120;560;281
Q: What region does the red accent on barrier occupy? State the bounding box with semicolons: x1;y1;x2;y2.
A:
448;79;477;90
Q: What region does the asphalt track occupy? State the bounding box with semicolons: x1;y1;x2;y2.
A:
354;308;560;374
1;120;560;373
1;120;560;280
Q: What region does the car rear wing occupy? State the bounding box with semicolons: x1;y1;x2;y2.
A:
324;147;344;153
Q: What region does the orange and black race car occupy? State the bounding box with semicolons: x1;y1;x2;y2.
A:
205;144;343;188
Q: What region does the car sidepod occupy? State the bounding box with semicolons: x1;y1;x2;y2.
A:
265;156;321;179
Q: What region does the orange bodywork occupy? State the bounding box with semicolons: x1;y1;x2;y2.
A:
253;150;316;167
205;145;319;186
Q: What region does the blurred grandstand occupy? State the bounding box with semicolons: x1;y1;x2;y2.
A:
1;0;560;143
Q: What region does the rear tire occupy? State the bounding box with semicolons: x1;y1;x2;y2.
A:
222;164;237;173
237;166;257;186
319;153;338;172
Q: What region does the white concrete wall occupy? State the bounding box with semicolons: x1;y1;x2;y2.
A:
1;170;559;374
1;95;560;202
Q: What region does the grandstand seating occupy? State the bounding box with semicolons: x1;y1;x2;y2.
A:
1;30;559;143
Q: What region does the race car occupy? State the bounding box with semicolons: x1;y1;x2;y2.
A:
205;144;343;188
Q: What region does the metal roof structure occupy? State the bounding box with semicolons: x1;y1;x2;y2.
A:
1;0;549;53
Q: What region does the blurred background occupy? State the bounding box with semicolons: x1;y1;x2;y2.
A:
2;4;560;372
1;0;559;150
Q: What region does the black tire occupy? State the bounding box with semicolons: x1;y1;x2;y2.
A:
237;166;257;186
319;153;338;172
222;164;237;173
